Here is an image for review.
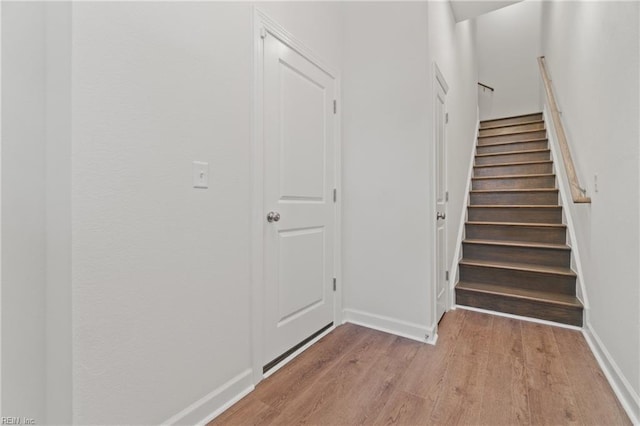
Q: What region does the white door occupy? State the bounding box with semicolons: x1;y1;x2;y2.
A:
435;73;448;323
262;32;336;370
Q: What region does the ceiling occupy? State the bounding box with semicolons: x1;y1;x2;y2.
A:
449;0;523;22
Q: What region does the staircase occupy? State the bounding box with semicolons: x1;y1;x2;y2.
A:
455;112;583;327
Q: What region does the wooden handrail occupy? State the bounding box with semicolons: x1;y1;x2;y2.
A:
538;56;591;203
478;81;495;92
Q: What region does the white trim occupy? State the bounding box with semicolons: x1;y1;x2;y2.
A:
250;6;266;386
0;0;3;414
263;324;335;379
343;308;437;345
164;369;254;426
448;108;479;307
455;305;582;331
583;323;640;425
254;9;338;80
434;62;449;94
542;106;590;312
251;7;342;386
431;61;449;330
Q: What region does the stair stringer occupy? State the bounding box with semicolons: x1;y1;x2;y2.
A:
448;108;480;309
542;106;590;318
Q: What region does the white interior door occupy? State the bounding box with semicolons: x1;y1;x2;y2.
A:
263;32;336;370
435;73;448;323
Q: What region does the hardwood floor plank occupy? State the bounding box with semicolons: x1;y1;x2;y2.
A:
209;395;280;426
521;321;583;424
373;390;433;425
553;327;631;425
212;311;630;426
253;323;368;411
270;328;397;425
455;309;494;357
489;315;524;358
427;311;493;424
398;310;464;402
476;317;530;425
310;335;421;425
476;352;530;425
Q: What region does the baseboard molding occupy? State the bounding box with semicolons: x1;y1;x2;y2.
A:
343;308;436;345
455;304;582;330
582;323;640;425
164;369;254;425
448;111;480;306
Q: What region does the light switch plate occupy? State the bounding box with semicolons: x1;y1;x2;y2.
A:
193;161;209;189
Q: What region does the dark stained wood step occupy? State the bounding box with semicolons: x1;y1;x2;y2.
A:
458;258;576;295
479;119;545;131
467;205;563;223
470;189;558;205
471;174;556;190
474;161;553;177
475;149;550;166
463;240;571;268
478;130;547;145
455;281;583;326
477;139;549;155
479;121;545;137
461;258;577;275
465;222;567;244
480;112;543;129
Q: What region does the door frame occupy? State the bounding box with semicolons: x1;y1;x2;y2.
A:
250;8;342;386
431;62;449;328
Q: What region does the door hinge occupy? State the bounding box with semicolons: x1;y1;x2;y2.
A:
445;270;450;281
260;27;267;39
333;188;337;203
446;191;449;202
445;112;449;124
333;278;337;291
333;100;337;114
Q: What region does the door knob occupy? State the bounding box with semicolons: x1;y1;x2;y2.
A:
266;211;281;223
437;212;446;220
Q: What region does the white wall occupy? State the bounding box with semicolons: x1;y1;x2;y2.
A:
70;3;254;423
1;3;47;422
476;0;542;120
44;3;72;423
427;1;479;313
341;2;432;337
255;2;343;72
541;1;640;418
341;2;478;338
70;2;343;424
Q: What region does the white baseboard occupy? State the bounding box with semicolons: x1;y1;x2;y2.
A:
343;308;436;345
164;369;254;426
455;304;582;331
448;111;480;306
582;323;640;425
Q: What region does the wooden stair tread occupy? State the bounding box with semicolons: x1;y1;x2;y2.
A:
467;221;566;228
456;281;583;308
480;112;543;124
478;129;546;139
478;137;548;147
459;258;576;276
472;173;555;180
463;239;570;251
479;119;545;130
470;188;558;193
476;149;550;158
474;160;553;169
468;205;561;209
